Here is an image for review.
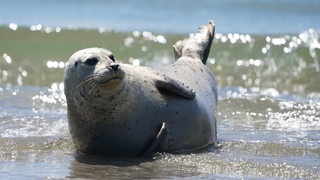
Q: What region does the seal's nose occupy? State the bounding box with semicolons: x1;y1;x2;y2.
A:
110;63;119;71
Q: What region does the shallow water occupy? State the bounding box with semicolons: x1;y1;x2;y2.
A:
1;89;319;179
1;0;320;178
0;26;319;179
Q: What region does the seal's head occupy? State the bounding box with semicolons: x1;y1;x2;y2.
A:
64;48;125;105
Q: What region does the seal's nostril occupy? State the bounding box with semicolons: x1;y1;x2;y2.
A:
110;64;119;71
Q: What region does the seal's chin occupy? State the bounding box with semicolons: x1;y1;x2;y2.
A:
100;76;123;86
98;71;126;89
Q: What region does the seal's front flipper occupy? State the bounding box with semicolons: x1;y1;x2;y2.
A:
143;122;172;156
155;75;195;100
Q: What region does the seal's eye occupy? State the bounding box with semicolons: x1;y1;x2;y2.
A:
109;54;115;62
85;57;98;66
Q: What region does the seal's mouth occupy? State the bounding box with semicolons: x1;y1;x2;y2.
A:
101;76;123;84
98;71;125;86
92;63;126;88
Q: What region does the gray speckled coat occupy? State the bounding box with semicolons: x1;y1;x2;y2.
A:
64;21;217;156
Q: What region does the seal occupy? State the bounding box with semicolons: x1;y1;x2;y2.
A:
64;20;217;156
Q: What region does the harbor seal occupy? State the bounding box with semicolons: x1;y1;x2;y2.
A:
64;20;217;156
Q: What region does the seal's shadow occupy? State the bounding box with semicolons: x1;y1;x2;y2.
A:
74;152;154;166
69;147;222;178
68;153;157;179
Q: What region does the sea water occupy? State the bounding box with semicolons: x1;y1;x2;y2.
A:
0;0;319;179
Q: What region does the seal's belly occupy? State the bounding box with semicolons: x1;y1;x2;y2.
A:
111;85;214;153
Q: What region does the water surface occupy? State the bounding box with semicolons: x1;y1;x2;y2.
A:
0;0;320;179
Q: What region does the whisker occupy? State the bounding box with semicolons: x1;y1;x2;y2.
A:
87;74;104;94
76;74;98;90
87;80;99;94
75;72;108;96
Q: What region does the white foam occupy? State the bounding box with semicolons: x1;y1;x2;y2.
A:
266;101;320;131
1;116;69;138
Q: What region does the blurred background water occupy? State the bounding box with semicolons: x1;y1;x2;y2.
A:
0;0;320;179
1;0;320;34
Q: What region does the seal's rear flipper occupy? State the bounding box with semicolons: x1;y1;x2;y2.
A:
155;75;195;100
173;20;215;64
143;122;172;156
202;20;214;64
